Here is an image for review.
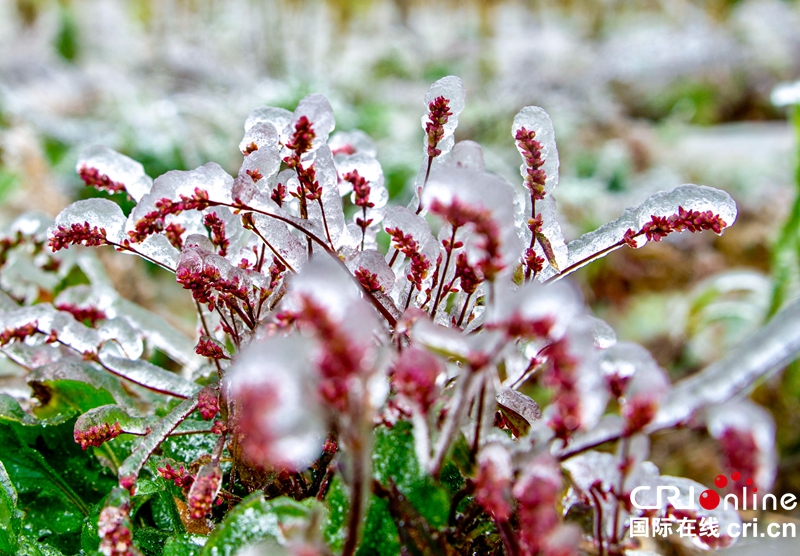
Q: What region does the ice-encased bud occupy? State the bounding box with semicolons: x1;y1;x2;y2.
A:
512;106;560;195
445;140;485;172
346;249;395;294
245;106;293;140
383;206;439;263
292;94;335;151
77;146;153;201
540;184;738;281
422;75;466;150
488;280;583;341
329;129;377;158
423;166;523;275
50;199;127;246
226;336;326;471
706;399;777;493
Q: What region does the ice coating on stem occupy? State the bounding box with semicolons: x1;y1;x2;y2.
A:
531;195;568;272
98;317;144;360
50;199;127;246
541;184;738;281
117;393;200;482
307;145;352;249
98;346;201;398
250;213;307;271
512;106;560;194
226;336;326;470
77;146;153;201
653;296;800;430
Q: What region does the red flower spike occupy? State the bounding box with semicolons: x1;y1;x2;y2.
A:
164;222;185;250
197;388;220;420
157;463;194;489
195;337;228;360
203;213;229;257
187;463;222;519
515;127;546;200
391;346;443;414
271;183;287;207
79;166;126;195
355;267;383;293
74;421;123;450
55;303;107;326
0;322;39;346
49;222;108;252
98;505;133;556
425;96;453;159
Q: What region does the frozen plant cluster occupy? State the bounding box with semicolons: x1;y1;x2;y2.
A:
0;75;796;556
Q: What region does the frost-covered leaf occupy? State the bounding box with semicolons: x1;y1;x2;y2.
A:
199;494;314;556
0;460;22;554
496;388;542;429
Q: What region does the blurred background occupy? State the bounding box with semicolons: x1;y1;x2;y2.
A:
2;0;800;549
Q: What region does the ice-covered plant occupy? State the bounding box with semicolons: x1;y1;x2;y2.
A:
1;76;799;556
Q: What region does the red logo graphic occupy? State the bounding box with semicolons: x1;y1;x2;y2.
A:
699;471;755;510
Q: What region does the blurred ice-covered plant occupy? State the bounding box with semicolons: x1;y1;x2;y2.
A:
0;75;798;556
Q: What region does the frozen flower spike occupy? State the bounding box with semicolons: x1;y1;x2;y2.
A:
35;75;776;556
77;146;153;201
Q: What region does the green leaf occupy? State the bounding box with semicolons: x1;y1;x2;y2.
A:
355;497;400;556
200;494;313;556
134;526;170;556
0;461;22;555
26;360;131;420
0;414;116;553
323;475;348;552
15;537;66;556
163;534;206;556
372;422;449;527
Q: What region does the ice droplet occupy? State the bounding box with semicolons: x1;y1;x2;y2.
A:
512;106;560;195
77;146;153;201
